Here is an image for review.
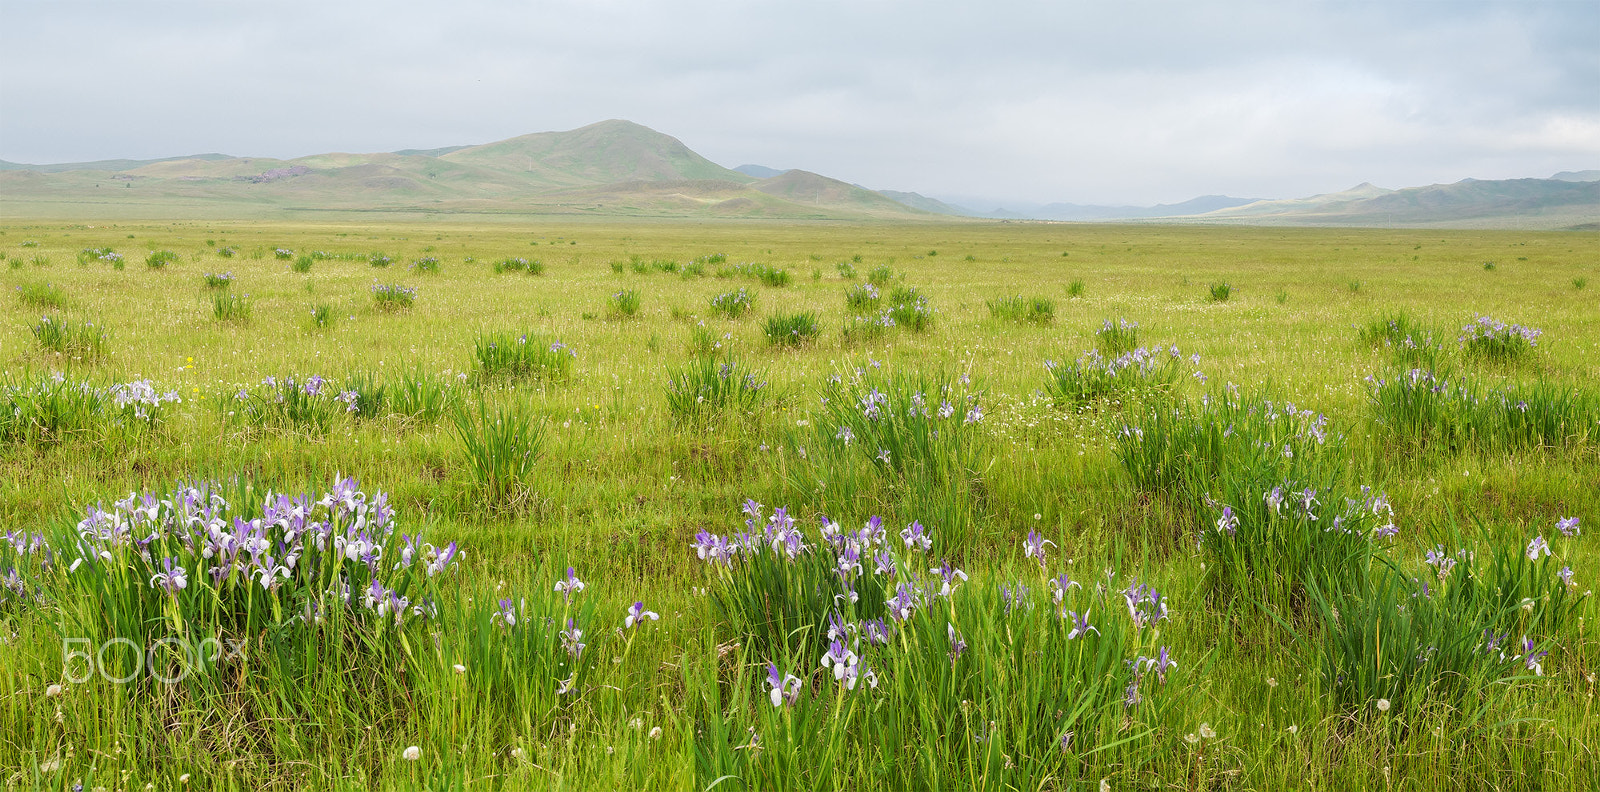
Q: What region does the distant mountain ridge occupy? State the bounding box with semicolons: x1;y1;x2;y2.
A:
0;120;932;220
1193;176;1600;229
1;122;1595;227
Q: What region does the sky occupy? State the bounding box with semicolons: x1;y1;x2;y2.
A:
1;0;1596;206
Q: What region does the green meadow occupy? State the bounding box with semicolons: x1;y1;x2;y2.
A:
1;219;1597;790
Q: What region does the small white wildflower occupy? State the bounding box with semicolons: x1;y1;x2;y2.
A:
1376;698;1391;713
403;745;421;761
649;726;662;740
46;683;63;698
1199;722;1216;739
452;664;466;675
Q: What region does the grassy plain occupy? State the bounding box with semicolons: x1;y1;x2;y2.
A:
1;219;1597;790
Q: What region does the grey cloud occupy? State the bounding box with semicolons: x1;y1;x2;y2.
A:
1;0;1595;205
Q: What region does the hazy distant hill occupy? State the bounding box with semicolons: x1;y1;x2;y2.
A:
734;164;787;179
0;153;234;173
0;120;936;221
1550;170;1600;183
1;121;1594;226
876;190;971;216
1194;177;1600;229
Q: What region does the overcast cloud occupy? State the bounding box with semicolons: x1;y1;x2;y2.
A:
1;0;1596;205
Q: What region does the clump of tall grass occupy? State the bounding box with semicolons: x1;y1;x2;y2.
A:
1118;387;1382;620
1208;282;1232;302
273;248;294;260
609;289;642;319
840;313;895;346
693;505;1183;787
1094;318;1139;355
225;375;348;433
1043;347;1192;407
844;283;881;310
78;247;122;266
1;372;179;444
203;271;234;289
411;256;440;274
710;288;755;319
987;295;1054;324
836;261;857;279
368;252;392;267
886;286;933;332
1458;315;1540;362
453;401;544;510
1358;312;1443;367
216;246;237;258
16;282;66;309
54;478;461;687
145;250;180;269
32;315;107;360
389;369;460;421
290;255;313;273
665;355;769;422
1066;279;1086;298
716;262;792;287
340;371;389;418
1574;277;1588;291
474;332;576;382
1365;369;1597;451
763;311;820;347
1116;388;1340;502
494;257;544;275
309;303;334;329
797;367;986;548
212;292;253;321
1310;524;1580;719
371;283;417;311
867;265;894;285
688;323;728;357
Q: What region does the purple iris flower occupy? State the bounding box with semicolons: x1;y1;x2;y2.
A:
861;618;891;645
902;521;932;552
560;619;586;658
1557;517;1580;537
766;663;802;707
493;598;518;628
1521;637;1546;676
625;601;659;629
554;567;585;601
148;557;187;596
947;624;967;664
1023;530;1054;567
886;583;918;621
821;639;857;683
873;548;897;577
1066;610;1098;639
1215;507;1238;537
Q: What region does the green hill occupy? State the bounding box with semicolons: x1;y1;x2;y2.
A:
0;121;936;221
1195;178;1600;230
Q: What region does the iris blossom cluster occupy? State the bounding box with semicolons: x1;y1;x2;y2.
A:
65;478;460;636
697;501;1177;714
1459;315;1541;355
